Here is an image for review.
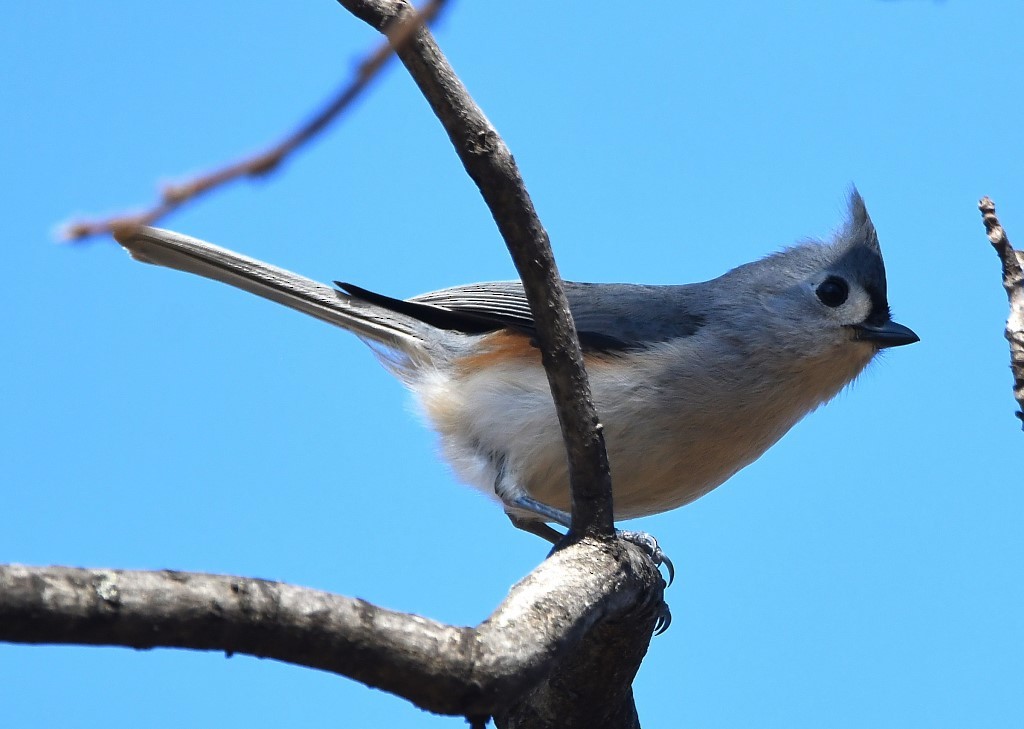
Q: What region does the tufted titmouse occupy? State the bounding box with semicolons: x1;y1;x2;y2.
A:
114;191;917;539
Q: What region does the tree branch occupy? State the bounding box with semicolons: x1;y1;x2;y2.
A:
32;5;665;726
61;0;447;242
334;0;614;538
979;197;1024;428
0;538;662;719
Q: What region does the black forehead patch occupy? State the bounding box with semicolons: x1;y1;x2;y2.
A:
832;243;886;293
862;284;892;327
830;241;890;325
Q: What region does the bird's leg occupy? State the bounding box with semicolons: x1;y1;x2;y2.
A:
505;512;565;545
502;492;573;529
493;455;573;542
492;455;675;588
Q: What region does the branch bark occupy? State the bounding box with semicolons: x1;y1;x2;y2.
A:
0;538;662;720
336;0;615;537
979;197;1024;428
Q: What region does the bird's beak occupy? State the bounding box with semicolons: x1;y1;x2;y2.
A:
851;320;920;348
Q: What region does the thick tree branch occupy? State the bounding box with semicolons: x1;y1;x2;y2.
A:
61;0;446;242
335;0;614;537
979;197;1024;428
0;539;662;718
495;614;648;729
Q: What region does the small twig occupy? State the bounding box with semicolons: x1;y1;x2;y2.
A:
979;196;1024;428
61;0;446;242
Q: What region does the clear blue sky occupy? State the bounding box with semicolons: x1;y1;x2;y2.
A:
4;2;1022;727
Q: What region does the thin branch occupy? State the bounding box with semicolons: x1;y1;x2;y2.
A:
979;197;1024;428
61;0;447;242
335;0;615;538
0;538;662;719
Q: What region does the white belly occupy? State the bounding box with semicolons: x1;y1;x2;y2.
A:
415;337;874;520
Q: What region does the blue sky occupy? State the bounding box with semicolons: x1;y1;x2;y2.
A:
3;1;1022;726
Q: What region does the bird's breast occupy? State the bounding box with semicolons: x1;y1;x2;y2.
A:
414;332;876;519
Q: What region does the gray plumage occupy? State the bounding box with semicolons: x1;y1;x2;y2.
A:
115;191;917;526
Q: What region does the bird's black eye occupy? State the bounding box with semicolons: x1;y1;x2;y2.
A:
815;276;849;308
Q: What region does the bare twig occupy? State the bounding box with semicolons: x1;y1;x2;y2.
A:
0;538;662;719
61;0;446;242
979;197;1024;428
335;0;615;538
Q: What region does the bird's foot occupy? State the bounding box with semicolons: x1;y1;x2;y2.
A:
617;530;674;635
617;530;675;586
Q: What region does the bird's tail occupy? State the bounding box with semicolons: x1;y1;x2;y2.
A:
114;227;433;374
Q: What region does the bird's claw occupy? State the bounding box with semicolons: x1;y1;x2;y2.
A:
653;602;672;635
617;530;675;586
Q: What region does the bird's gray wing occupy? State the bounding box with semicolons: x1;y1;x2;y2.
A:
338;280;707;352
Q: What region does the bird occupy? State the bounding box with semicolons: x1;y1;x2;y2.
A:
114;191;917;546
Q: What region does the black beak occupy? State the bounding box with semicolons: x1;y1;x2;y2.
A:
851;320;919;348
